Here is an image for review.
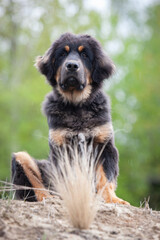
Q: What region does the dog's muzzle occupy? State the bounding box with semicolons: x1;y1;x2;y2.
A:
60;60;85;91
60;77;85;91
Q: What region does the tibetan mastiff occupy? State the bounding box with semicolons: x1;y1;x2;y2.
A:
11;33;129;205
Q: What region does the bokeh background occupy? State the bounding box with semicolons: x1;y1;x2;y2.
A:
0;0;160;209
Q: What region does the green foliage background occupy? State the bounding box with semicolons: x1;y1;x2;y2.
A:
0;0;160;209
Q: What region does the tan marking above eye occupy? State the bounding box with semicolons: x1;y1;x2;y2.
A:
65;45;70;52
78;45;84;52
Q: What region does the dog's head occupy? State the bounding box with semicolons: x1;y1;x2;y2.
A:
35;33;115;103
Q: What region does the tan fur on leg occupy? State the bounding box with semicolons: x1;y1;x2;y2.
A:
49;129;67;146
93;122;113;143
14;152;51;201
97;165;130;205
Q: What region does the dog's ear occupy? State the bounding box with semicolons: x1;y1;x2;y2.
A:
35;47;56;86
91;40;115;84
92;55;115;83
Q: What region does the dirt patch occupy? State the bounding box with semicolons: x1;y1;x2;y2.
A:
0;198;160;240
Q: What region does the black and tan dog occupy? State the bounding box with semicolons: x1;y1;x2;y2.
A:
11;33;129;205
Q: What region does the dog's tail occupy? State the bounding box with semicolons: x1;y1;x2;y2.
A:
48;140;100;229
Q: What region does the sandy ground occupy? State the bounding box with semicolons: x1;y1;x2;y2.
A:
0;198;160;240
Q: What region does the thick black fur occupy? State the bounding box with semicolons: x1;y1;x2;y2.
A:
43;91;118;182
43;90;111;130
12;33;119;201
40;33;118;182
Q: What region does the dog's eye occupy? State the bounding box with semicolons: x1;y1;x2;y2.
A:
60;51;67;57
81;51;87;58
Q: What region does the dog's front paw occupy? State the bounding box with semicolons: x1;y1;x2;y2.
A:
106;196;130;205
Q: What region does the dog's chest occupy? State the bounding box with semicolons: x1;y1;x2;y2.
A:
44;92;110;131
53;104;101;131
61;107;97;130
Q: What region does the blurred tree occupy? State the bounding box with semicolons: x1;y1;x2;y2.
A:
109;2;160;208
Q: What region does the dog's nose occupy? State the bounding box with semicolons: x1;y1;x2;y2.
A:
65;61;80;72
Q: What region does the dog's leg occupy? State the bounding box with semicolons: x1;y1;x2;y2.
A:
97;165;129;205
11;152;52;201
49;128;67;146
95;135;130;205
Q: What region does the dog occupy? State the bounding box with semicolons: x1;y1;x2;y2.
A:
11;33;129;205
